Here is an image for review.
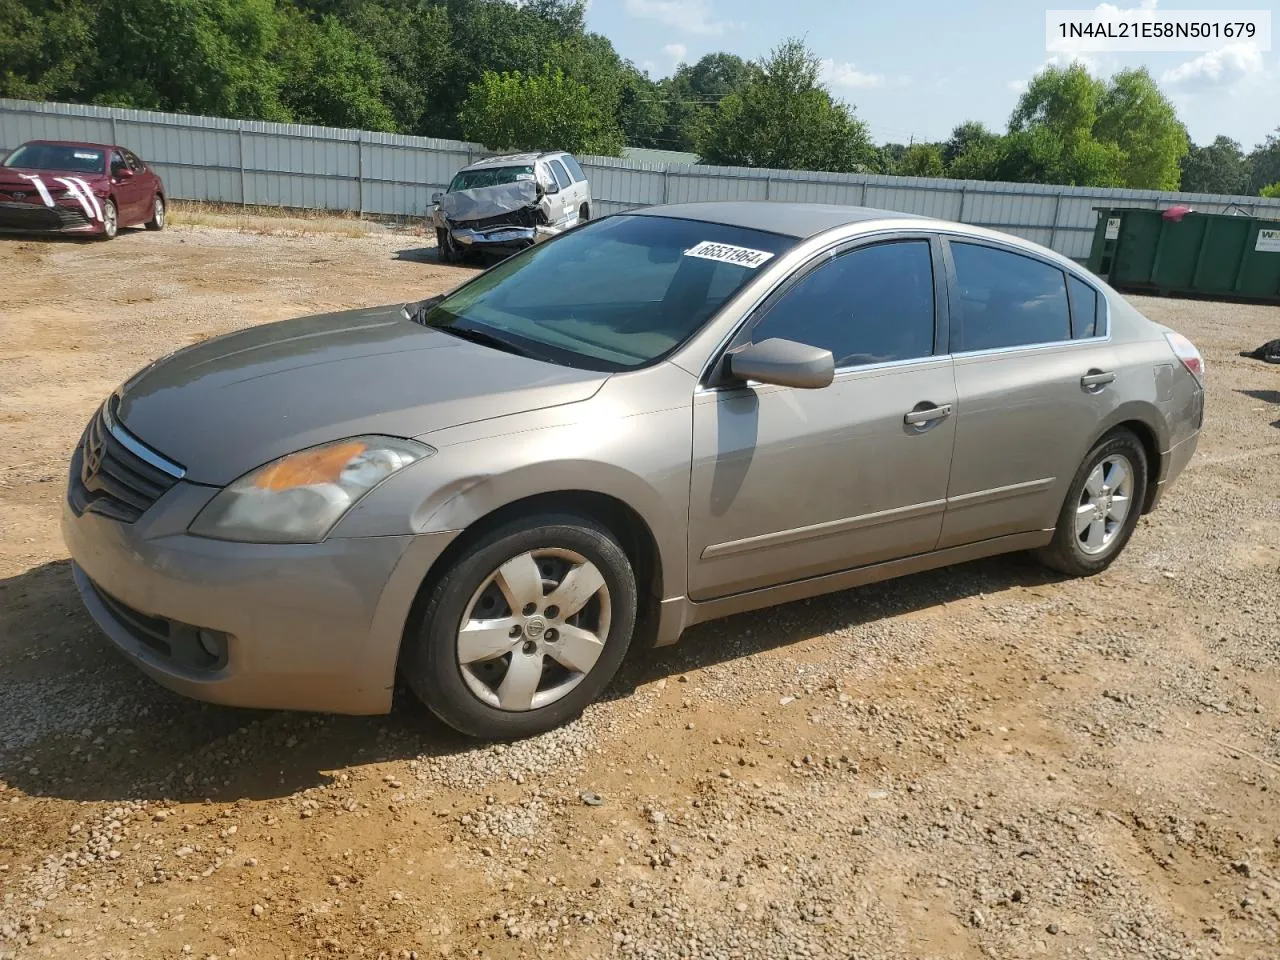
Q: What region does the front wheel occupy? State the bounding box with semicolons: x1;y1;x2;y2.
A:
436;227;458;263
401;514;638;739
97;199;118;240
1035;428;1148;576
145;195;165;231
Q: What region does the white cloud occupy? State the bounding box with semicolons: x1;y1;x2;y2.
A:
624;0;732;36
1161;44;1266;86
821;59;886;89
663;42;688;66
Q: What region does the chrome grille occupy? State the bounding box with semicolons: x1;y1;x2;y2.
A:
68;397;184;523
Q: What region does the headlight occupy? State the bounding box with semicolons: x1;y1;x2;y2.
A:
189;436;433;543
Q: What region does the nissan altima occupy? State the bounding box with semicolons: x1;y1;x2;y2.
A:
62;202;1204;739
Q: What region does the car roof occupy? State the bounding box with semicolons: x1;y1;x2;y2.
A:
631;201;927;240
460;151;568;172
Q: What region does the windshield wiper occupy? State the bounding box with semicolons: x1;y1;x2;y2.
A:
435;323;542;360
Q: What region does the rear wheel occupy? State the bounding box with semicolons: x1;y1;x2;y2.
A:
579;202;590;222
145;195;165;231
402;514;638;739
1035;429;1148;576
98;199;118;240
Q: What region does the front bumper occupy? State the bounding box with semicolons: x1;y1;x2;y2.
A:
0;201;99;234
62;487;458;715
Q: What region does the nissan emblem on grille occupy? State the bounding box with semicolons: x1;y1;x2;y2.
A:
83;430;105;480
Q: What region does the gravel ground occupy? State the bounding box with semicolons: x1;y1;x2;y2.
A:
1;220;1278;960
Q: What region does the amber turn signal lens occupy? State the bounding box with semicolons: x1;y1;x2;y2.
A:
253;441;368;491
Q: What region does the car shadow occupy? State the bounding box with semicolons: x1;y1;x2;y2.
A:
1236;389;1280;429
0;553;1060;804
391;245;444;264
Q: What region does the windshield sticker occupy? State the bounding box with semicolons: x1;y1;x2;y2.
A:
73;151;101;161
684;240;775;269
516;173;534;180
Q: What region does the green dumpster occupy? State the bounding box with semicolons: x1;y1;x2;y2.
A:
1086;206;1280;304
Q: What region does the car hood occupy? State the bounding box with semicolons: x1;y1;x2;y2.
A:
114;303;609;485
0;166;106;185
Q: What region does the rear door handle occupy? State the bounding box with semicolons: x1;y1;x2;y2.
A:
904;402;953;427
1080;371;1116;391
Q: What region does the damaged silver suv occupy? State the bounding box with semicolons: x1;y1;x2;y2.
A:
430;151;592;262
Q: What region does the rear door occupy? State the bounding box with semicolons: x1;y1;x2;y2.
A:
938;237;1119;548
547;158;578;225
559;154;591;218
687;235;957;599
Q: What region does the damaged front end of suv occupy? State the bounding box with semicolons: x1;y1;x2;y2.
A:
434;178;559;259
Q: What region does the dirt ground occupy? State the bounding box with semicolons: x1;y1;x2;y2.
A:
1;215;1278;960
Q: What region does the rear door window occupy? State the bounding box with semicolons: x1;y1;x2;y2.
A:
949;241;1071;352
123;150;145;172
1067;275;1101;339
549;159;572;191
560;155;587;182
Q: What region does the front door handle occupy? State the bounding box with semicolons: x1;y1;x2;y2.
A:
1080;370;1116;391
904;402;953;428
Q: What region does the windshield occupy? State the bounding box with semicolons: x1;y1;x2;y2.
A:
3;143;106;173
420;215;797;371
449;165;535;191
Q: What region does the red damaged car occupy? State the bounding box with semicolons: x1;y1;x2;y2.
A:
0;140;166;240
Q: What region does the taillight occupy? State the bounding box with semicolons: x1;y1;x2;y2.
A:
1165;331;1204;385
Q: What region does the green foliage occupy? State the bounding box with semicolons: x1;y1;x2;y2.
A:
275;11;394;130
459;64;622;155
942;121;997;168
655;53;752;152
897;143;945;177
1180;136;1251;195
700;39;875;173
1248;130;1280;196
1261;182;1280;199
0;0;97;101
1094;69;1187;190
90;0;288;120
347;1;451;134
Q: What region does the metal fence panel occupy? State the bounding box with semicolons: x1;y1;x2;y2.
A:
5;97;1280;260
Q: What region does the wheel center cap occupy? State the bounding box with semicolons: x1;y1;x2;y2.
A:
524;616;547;640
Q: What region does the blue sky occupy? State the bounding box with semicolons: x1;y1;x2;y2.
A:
584;0;1278;150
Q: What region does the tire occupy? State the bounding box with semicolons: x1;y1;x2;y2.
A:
1034;428;1148;577
579;203;590;222
98;199;118;240
402;513;638;739
145;195;165;231
436;227;457;263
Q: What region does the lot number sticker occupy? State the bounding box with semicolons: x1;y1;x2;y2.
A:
1105;217;1121;240
684;240;775;268
1256;228;1280;253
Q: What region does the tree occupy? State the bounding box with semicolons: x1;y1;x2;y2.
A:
943;121;997;168
700;39;875;172
1005;63;1127;186
1094;68;1187;190
897;143;945;177
660;53;752;152
0;0;97;101
347;0;452;135
87;0;287;120
275;11;394;129
459;64;623;155
1248;130;1280;195
1180;136;1251;195
1260;182;1280;198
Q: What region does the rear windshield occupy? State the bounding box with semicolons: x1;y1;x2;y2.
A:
3;144;106;173
420;214;797;371
449;165;535;191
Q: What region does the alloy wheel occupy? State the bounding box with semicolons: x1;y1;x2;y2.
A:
1075;453;1134;555
154;197;165;228
457;548;611;712
102;202;117;238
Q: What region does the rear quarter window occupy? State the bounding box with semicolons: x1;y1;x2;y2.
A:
1067;275;1101;339
560;155;587;182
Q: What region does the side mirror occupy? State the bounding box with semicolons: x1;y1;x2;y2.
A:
431;192;443;204
728;338;835;389
114;166;134;180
